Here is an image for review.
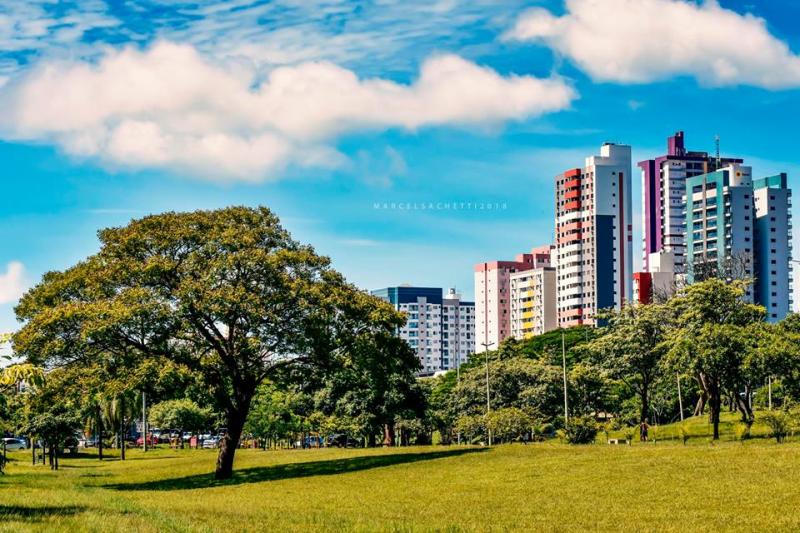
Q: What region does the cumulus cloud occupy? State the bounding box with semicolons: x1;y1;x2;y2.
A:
0;41;575;181
504;0;800;88
0;262;27;305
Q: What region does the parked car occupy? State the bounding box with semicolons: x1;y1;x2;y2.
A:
64;435;79;455
202;436;220;449
326;434;360;448
78;436;98;448
135;435;158;446
2;437;27;451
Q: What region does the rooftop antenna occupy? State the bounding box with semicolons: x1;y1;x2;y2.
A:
715;134;721;167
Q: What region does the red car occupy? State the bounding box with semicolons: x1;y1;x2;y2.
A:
135;435;158;446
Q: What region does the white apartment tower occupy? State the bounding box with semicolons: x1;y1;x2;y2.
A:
555;143;633;327
371;286;475;373
753;174;793;321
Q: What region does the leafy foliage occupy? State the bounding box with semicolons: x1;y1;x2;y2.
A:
486;407;534;443
664;279;765;438
13;207;419;478
149;399;212;432
562;416;598;444
760;409;798;443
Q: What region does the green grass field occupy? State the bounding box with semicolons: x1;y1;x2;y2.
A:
2;414;799;532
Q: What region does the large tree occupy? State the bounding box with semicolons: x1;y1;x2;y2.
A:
665;279;764;439
14;206;403;479
315;327;424;447
452;357;563;420
582;304;669;423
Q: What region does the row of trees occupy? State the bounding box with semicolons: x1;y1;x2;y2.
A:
421;279;800;444
4;206;800;480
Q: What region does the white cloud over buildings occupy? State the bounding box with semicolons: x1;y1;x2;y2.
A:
505;0;800;88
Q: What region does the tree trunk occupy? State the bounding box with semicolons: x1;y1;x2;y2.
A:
382;423;395;447
97;405;104;461
120;396;126;461
694;374;708;417
367;432;376;448
693;393;706;417
710;391;721;440
639;389;650;424
215;405;249;480
735;392;754;423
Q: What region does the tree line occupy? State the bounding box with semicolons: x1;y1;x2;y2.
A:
3;207;800;480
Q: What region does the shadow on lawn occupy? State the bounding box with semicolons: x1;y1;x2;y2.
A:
108;448;486;491
0;505;86;523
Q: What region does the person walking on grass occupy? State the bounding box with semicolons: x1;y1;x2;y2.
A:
640;419;650;442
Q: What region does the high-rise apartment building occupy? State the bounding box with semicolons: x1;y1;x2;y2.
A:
638;131;743;274
555;143;633;327
685;163;755;293
753;174;793;321
684;164;793;321
474;246;552;352
371;286;475;373
509;265;557;339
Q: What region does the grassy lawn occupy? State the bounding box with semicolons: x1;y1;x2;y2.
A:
1;416;799;532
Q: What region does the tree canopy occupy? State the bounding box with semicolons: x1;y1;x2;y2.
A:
14;206;416;478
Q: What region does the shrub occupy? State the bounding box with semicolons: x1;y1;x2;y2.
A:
624;427;635;445
563;417;598;444
733;422;751;443
678;423;690;445
454;414;486;444
761;411;792;443
486;408;534;443
602;422;613;442
531;422;553;442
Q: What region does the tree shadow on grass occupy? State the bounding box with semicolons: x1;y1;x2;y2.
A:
0;505;86;523
107;448;486;491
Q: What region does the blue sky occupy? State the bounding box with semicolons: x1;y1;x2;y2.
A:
1;0;800;335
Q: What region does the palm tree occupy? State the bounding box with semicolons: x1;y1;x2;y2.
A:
102;393;137;459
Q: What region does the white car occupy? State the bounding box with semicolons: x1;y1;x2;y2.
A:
202;436;220;449
2;437;27;451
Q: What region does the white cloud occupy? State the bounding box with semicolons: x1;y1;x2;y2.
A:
0;41;575;181
0;262;27;305
0;1;120;79
504;0;800;88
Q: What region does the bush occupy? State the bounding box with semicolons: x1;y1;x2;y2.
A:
678;423;690;445
454;414;486;444
624;427;635;445
563;416;598;444
532;422;553;442
486;408;534;443
734;422;751;443
761;411;793;443
149;399;212;434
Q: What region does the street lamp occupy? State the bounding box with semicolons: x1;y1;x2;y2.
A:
480;341;495;445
